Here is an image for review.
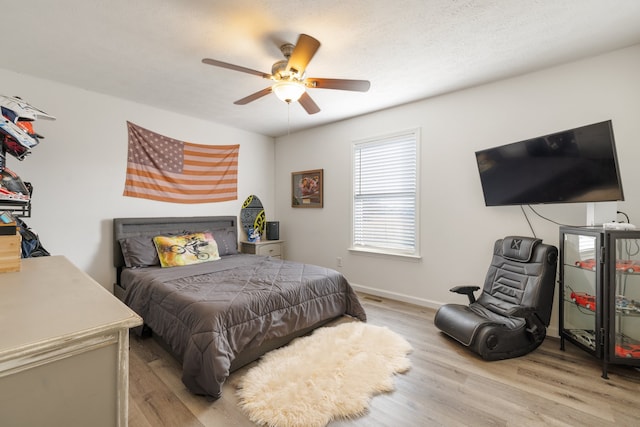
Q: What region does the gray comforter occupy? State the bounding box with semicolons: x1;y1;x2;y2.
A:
121;254;366;398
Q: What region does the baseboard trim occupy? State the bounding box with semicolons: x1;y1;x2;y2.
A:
351;282;561;338
350;283;441;310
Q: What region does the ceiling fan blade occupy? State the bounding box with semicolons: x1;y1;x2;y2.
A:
286;34;321;76
202;58;271;79
298;92;320;115
234;87;273;105
305;78;371;92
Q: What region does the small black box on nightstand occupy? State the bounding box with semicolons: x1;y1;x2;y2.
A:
266;221;279;240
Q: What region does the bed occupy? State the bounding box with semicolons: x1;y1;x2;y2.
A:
113;216;366;399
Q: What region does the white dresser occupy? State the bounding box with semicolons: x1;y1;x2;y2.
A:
0;256;142;427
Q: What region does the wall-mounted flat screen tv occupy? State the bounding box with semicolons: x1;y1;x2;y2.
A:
475;120;624;206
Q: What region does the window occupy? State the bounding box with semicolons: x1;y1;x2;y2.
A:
352;129;419;257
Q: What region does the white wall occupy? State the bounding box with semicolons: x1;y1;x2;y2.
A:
3;45;638;335
1;69;274;292
275;44;640;334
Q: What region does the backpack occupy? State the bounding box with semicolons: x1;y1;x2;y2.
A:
16;217;50;257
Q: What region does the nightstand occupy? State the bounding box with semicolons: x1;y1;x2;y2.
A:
240;240;284;259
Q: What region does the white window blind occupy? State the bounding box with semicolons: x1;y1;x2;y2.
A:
353;129;418;256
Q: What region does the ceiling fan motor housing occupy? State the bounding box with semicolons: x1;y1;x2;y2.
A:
271;60;291;80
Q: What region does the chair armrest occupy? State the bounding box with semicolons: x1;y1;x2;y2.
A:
449;285;480;304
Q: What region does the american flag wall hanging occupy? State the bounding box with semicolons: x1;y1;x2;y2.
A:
123;122;239;203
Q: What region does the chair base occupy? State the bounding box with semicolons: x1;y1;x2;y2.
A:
435;304;546;361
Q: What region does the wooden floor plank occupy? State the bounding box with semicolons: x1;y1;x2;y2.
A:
129;339;205;427
128;292;640;426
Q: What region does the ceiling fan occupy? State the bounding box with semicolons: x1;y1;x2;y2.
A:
202;34;370;114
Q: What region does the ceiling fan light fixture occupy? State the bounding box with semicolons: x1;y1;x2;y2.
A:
272;81;305;103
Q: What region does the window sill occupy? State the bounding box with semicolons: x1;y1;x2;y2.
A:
348;247;422;262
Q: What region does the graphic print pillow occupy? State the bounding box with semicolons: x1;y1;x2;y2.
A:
153;232;221;267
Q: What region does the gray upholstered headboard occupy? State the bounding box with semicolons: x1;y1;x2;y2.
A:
113;216;238;269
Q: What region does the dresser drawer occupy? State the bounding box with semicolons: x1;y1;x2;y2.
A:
255;242;282;258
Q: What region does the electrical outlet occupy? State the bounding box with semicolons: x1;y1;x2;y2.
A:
336;257;343;267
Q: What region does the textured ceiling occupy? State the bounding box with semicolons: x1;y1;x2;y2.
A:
4;0;640;137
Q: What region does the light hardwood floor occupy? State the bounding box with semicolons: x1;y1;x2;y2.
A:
128;293;640;426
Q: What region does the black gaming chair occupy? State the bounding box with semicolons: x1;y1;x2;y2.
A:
434;236;558;360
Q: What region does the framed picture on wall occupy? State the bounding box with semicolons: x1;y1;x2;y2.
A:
292;169;323;208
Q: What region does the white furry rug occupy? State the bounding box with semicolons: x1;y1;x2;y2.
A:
235;321;413;427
